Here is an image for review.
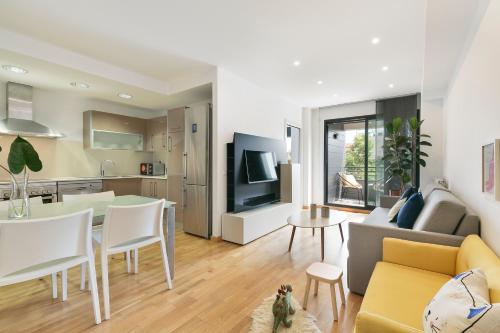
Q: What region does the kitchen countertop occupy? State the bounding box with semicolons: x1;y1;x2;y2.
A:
0;175;168;184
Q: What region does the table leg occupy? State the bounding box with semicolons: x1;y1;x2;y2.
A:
165;206;175;279
339;223;344;243
321;227;325;261
288;226;296;252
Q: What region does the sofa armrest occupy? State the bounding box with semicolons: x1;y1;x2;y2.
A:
383;238;459;275
347;222;464;295
380;195;399;208
355;312;422;333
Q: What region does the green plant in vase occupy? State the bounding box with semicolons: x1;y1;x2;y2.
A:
0;136;43;219
382;117;432;193
382;117;412;193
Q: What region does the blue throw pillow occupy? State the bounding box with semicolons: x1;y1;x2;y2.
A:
397;192;424;229
390;187;417;222
401;186;417;200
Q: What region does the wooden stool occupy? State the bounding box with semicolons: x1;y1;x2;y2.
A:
302;262;345;321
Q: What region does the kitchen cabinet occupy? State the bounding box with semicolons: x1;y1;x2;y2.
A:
145;116;167;152
141;178;168;199
103;178;142;196
83;110;147;151
167;107;184;133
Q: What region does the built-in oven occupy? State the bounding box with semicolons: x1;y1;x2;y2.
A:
0;181;57;204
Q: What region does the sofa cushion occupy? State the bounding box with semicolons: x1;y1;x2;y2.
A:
412;190;466;234
456;235;500;302
397;193;424;229
362;207;398;228
420;183;450;201
423;269;500;333
361;261;451;330
387;197;407;222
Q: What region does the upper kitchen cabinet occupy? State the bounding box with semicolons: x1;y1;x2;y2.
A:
83;111;147;151
145;116;167;152
167;107;185;133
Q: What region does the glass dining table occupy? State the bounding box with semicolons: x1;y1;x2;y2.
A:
0;195;177;277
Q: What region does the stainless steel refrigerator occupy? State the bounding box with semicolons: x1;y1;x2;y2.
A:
183;103;212;238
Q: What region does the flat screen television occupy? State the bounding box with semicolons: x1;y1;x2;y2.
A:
244;150;278;184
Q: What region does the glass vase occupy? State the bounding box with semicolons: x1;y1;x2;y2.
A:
8;171;30;219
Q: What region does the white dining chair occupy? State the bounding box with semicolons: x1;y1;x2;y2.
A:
0;209;101;324
62;191;116;291
95;199;172;320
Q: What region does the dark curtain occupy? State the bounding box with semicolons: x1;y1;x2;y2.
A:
375;94;421;195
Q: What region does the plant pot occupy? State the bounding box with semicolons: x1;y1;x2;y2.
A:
8;171;30;219
389;189;401;197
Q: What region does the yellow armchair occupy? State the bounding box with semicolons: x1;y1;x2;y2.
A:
383;238;458;275
355;312;422;333
354;235;500;333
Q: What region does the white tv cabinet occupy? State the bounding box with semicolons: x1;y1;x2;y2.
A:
222;202;291;245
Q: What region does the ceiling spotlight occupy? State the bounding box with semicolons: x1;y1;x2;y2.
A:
381;66;389;71
70;81;90;89
333;93;338;97
293;60;301;67
2;65;28;74
317;80;323;85
388;83;395;88
371;37;380;45
118;92;133;99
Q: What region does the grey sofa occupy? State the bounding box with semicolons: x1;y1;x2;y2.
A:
347;184;480;295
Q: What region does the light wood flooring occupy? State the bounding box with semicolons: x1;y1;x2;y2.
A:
0;214;364;333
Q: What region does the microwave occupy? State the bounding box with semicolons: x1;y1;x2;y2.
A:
140;162;165;176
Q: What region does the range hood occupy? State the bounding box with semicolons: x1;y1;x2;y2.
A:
0;82;64;138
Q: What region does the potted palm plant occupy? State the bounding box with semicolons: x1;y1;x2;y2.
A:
0;136;43;218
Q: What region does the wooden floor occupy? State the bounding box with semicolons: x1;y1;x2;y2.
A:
0;214;364;333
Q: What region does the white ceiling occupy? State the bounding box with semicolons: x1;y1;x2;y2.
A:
422;0;491;100
0;49;212;110
0;0;426;107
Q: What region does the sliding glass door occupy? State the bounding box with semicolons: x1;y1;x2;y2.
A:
324;116;383;209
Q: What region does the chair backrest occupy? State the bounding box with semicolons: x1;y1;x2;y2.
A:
339;173;361;188
63;191;115;202
101;199;165;249
0;209;93;278
456;235;500;302
0;196;44;210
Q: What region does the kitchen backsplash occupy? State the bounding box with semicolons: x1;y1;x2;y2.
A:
0;136;154;180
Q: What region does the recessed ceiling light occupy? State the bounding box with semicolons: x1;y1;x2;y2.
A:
381;66;389;71
333;93;338;97
388;83;395;88
371;37;380;45
118;92;133;99
2;65;28;74
293;60;301;67
317;80;323;85
70;81;90;89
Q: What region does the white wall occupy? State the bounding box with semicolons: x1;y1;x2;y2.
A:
212;68;302;237
310;101;376;204
443;0;500;254
0;81;161;179
420;98;444;186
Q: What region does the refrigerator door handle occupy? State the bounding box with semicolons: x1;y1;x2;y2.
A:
183;152;188;180
168;136;172;152
183;187;187;207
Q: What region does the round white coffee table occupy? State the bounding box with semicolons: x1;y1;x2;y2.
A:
287;209;347;261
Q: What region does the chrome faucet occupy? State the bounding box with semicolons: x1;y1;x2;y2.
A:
100;159;115;176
